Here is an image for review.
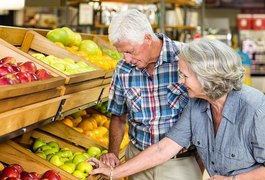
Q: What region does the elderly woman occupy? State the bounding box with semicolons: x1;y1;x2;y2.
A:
88;38;265;180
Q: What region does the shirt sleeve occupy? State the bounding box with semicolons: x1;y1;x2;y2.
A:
107;71;127;116
166;101;192;149
251;100;265;165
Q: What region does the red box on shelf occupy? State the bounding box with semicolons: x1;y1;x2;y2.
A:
237;14;252;30
252;14;265;30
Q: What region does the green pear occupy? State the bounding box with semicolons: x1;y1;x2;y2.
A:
60;162;76;174
35;151;46;159
38;145;52;152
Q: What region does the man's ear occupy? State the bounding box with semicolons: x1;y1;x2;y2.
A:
144;34;152;45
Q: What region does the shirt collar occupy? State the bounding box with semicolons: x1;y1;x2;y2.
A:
156;33;180;67
200;89;242;124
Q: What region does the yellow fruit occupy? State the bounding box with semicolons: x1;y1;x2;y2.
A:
103;120;110;129
97;126;109;137
63;118;73;127
73;127;84;133
78;120;94;131
71;116;82;127
0;162;4;171
54;42;65;48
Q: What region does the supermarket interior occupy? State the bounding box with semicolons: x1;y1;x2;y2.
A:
0;0;265;179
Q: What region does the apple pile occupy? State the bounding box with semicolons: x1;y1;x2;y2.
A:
31;53;96;75
0;164;61;180
0;56;52;86
31;138;105;179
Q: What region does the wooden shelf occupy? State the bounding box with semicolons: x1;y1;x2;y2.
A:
100;0;199;6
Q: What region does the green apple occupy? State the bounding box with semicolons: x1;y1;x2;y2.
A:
72;154;87;165
76;161;93;174
79;40;101;56
60;162;76;174
96;149;108;159
35;151;46;159
72;170;86;180
46;154;54;161
73;32;82;47
82;152;91;159
49;155;64;167
32;138;46;152
62;27;76;46
44;148;59;156
47;141;60;151
38;145;52;152
73;152;82;156
60;149;73;158
87;146;101;157
46;28;68;45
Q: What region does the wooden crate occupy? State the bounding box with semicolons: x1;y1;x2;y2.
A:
40;121;126;161
18;129;102;179
0;140;77;180
21;30;106;84
0;38;65;113
61;85;107;113
0;25;27;46
0;96;64;136
0;38;65;99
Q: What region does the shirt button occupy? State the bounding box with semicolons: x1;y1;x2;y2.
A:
214;170;218;173
231;154;235;157
211;161;215;165
197;141;200;145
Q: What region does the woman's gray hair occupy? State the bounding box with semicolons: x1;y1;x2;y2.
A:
108;9;159;44
180;38;245;100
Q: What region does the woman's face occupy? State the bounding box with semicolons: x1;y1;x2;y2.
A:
178;59;205;99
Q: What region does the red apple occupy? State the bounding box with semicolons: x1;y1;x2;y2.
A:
20;171;40;180
19;61;37;73
28;73;39;81
16;72;31;83
10;65;21;73
35;69;52;80
0;56;17;65
3;73;21;84
9;164;24;174
0;166;20;179
0;64;14;77
0;77;14;85
6;177;21;180
41;170;61;180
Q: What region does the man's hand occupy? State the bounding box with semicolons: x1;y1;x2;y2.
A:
100;153;120;167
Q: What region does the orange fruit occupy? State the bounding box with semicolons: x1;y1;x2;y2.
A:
63;118;73;127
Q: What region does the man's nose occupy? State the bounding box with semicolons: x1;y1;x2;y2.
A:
124;54;132;63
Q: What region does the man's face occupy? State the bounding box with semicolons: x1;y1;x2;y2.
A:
114;38;151;69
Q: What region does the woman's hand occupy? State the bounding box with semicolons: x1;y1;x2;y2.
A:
100;153;120;167
87;157;113;178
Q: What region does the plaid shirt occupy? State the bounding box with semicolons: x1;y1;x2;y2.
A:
108;34;189;151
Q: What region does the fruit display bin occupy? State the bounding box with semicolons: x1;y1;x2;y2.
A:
0;38;65;113
21;30;106;84
31;28;115;78
40;121;126;161
60;84;109;114
0;96;64;137
0;140;76;179
16;129;103;179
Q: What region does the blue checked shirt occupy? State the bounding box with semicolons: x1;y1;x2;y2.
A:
108;34;189;151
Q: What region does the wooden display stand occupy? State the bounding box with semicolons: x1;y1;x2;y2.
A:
0;140;76;179
0;96;64;136
10;129;102;179
0;38;65;114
